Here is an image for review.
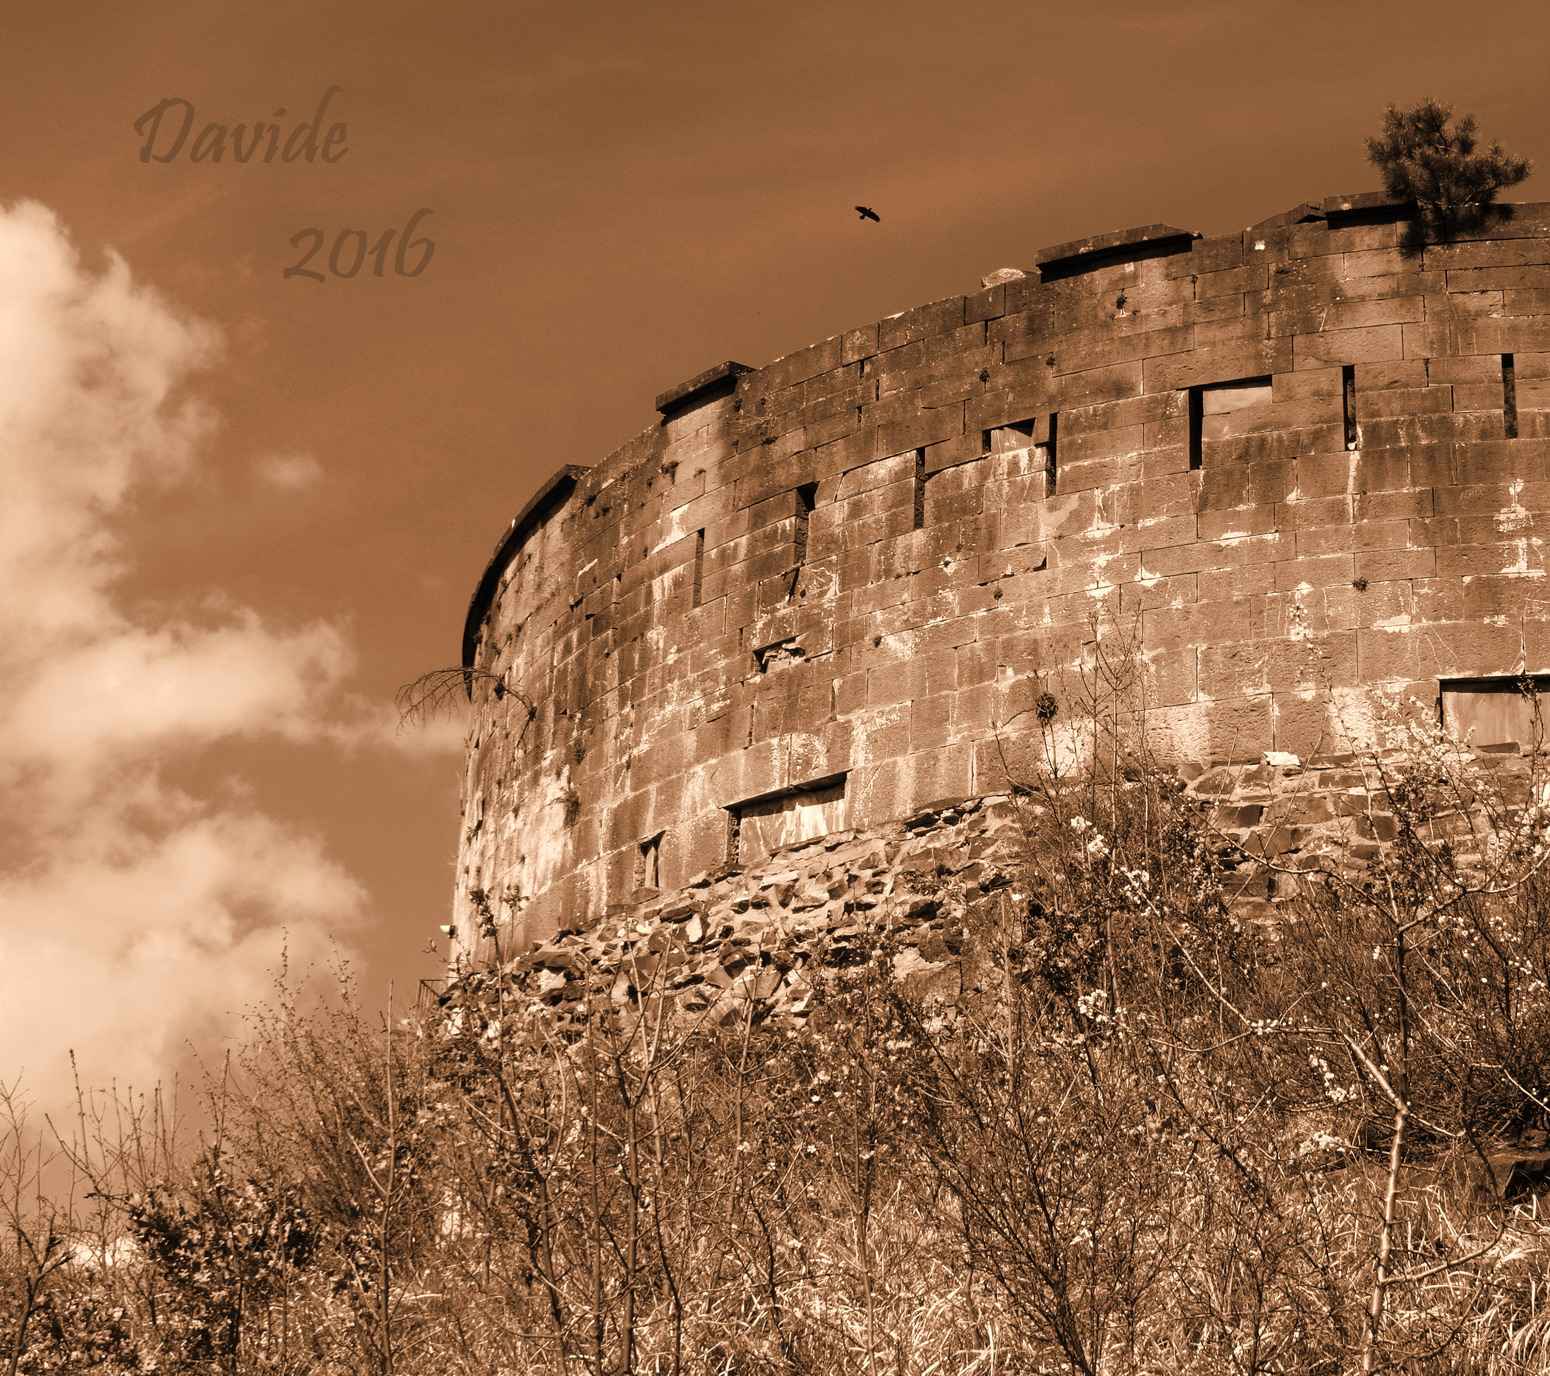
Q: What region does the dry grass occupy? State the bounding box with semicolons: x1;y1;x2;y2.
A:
14;657;1550;1372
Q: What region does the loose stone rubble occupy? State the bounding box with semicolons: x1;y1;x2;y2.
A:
465;795;1027;1026
448;741;1544;1025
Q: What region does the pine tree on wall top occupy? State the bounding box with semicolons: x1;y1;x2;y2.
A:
1366;98;1531;241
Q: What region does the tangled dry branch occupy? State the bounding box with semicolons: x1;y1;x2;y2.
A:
395;667;536;731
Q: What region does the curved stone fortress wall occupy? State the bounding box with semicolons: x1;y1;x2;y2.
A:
454;194;1550;950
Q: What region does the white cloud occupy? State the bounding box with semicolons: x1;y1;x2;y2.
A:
255;449;325;491
0;200;454;1114
0;796;366;1096
0;201;220;646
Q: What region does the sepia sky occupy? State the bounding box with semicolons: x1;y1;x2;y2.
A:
1;0;1546;1115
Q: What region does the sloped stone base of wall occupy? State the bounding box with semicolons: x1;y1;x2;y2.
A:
459;794;1025;1027
448;742;1541;1025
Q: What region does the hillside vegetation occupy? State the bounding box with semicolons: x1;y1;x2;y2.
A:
10;674;1550;1375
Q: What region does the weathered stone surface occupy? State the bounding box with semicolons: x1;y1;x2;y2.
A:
443;737;1548;1025
450;196;1550;954
449;795;1024;1024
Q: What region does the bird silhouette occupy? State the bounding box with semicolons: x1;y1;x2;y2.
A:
855;205;881;223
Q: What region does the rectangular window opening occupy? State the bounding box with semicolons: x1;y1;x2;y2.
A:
753;635;805;674
1504;353;1520;440
1190;376;1274;469
985;415;1052;491
691;528;705;608
637;832;663;888
1342;364;1358;449
912;448;926;530
727;774;848;866
1440;675;1550;751
988;417;1037;452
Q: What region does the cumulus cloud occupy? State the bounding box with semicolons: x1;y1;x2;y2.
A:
0;200;453;1112
0;796;367;1096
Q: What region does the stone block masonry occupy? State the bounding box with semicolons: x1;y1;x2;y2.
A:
452;197;1550;952
450;746;1544;1030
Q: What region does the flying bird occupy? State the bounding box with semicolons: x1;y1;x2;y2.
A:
855;205;881;223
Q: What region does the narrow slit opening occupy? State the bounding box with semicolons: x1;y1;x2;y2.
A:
1042;411;1059;495
637;832;662;888
1504;353;1519;440
912;448;926;530
1187;387;1204;470
793;482;817;565
1342;364;1357;449
691;528;705;608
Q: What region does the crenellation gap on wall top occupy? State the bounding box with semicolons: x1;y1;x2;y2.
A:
1033;223;1201;281
655;360;753;419
1245;202;1327;234
1321;190;1415;228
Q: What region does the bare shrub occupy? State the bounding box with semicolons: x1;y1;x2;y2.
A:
15;624;1550;1373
